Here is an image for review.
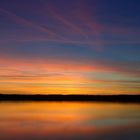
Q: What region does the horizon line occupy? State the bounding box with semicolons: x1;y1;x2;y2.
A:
0;94;140;103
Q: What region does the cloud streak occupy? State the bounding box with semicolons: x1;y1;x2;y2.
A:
0;55;139;77
0;8;64;39
1;3;139;48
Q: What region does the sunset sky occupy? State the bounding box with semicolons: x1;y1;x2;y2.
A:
0;0;140;95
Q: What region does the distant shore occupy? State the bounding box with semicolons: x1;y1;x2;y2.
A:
0;94;140;103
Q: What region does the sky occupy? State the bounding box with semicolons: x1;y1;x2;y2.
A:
0;0;140;95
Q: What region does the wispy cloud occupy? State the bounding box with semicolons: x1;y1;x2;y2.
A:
1;5;139;48
0;56;139;77
0;8;63;39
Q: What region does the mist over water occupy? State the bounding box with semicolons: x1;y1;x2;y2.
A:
0;102;140;140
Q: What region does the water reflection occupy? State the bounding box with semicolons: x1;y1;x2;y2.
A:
0;102;140;140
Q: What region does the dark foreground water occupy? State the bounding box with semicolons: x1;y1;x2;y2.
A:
0;102;140;140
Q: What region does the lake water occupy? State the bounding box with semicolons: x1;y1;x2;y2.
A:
0;102;140;140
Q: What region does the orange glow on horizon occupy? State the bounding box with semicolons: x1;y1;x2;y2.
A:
0;56;140;95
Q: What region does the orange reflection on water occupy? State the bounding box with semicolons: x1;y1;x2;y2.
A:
0;102;140;140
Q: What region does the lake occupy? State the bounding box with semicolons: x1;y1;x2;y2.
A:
0;102;140;140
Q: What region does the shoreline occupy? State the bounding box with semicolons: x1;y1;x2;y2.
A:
0;94;140;103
